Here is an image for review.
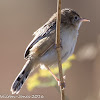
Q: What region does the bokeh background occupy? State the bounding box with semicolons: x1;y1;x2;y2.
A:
0;0;99;100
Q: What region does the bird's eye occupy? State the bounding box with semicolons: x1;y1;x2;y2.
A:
75;16;78;20
71;15;80;24
74;15;79;21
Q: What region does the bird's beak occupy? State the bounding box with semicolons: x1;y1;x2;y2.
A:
80;18;90;22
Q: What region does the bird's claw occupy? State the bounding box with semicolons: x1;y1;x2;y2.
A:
57;75;66;89
58;81;66;90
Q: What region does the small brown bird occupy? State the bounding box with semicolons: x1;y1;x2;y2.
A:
11;8;90;94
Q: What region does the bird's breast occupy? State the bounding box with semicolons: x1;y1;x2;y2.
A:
60;27;78;62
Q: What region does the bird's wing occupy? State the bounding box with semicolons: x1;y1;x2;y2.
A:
24;21;56;59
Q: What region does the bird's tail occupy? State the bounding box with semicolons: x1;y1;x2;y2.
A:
10;59;37;94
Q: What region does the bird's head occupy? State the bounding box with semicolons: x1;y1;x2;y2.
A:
61;8;90;30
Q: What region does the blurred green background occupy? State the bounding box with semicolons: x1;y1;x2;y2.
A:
0;0;99;100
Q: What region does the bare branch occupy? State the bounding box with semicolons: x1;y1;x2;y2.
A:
56;0;65;100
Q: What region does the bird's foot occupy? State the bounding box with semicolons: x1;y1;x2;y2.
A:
57;76;66;89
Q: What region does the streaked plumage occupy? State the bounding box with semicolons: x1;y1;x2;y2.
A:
11;8;89;94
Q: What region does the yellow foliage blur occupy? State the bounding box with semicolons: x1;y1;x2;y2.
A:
26;54;76;91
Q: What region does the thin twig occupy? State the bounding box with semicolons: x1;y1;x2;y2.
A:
56;0;65;100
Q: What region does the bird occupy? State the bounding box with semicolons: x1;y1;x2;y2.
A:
10;8;90;94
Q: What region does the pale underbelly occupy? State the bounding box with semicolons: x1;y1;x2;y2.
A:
39;40;76;67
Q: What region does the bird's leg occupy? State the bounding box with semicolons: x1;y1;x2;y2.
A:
46;66;65;89
54;38;63;49
60;38;63;49
46;66;60;82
